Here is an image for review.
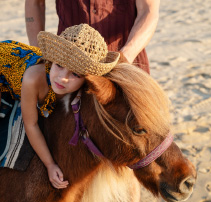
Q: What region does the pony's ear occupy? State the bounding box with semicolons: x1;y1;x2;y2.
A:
85;75;116;105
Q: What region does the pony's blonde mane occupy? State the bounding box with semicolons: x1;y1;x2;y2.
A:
93;63;171;140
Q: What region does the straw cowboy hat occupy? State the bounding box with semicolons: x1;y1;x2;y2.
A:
38;24;120;76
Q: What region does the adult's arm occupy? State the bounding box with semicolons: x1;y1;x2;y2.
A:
120;0;160;63
25;0;46;47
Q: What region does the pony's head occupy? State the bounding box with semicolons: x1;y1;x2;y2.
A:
83;63;196;201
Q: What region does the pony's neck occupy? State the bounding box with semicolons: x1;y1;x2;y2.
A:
44;92;102;184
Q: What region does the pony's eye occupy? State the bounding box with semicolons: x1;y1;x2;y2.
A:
132;126;147;136
72;72;81;78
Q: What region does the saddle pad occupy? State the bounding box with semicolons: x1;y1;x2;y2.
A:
0;101;35;171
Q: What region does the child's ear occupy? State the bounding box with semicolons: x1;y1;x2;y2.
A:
85;75;116;105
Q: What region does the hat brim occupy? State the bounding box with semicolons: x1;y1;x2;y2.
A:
37;31;120;76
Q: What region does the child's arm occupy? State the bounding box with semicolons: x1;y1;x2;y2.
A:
21;67;69;189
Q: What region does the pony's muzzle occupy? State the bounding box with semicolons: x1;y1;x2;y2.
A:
160;175;196;202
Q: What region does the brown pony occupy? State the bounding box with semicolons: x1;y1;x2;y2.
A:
0;63;196;202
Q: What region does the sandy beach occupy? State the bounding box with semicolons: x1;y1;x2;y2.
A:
0;0;211;201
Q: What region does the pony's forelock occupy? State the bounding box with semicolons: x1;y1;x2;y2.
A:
93;63;171;139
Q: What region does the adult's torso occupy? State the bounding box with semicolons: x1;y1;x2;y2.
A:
56;0;150;73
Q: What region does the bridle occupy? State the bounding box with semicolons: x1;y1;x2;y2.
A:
69;91;173;169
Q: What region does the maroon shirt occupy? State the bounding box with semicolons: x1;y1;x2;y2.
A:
56;0;150;73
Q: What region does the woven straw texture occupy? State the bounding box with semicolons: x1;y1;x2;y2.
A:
38;24;120;76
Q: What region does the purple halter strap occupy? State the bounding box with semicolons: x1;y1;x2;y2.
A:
68;91;173;169
69;91;104;157
128;133;173;169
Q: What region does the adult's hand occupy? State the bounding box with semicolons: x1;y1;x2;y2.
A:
120;0;160;64
118;51;129;63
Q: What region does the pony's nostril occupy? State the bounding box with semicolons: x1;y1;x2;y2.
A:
185;179;194;189
180;176;196;193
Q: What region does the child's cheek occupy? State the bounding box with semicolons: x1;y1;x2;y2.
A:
49;70;54;83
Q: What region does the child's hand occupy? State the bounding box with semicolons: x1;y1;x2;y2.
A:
46;163;69;189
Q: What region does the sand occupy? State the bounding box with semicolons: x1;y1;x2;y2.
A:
0;0;210;201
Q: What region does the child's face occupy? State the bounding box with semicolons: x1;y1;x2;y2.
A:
50;63;85;95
